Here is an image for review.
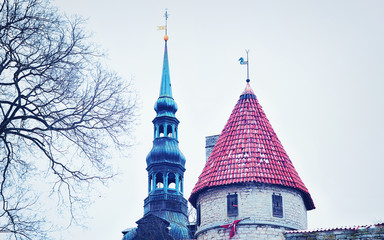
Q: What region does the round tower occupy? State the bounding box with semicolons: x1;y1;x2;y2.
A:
189;82;315;240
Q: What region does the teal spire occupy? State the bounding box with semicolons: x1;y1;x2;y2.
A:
154;39;178;117
144;32;191;239
122;10;192;240
160;41;172;98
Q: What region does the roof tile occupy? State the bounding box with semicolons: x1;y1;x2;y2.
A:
189;83;315;210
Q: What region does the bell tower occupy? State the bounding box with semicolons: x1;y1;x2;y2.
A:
143;11;190;239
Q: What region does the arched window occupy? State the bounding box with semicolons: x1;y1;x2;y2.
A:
168;173;176;189
156;173;164;188
159;125;164;137
167;125;173;137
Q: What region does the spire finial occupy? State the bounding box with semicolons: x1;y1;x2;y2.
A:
164;9;169;35
164;9;169;41
157;9;170;41
239;49;250;83
157;9;172;99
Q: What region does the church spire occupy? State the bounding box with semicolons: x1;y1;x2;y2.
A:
154;10;177;117
143;10;191;239
159;40;172;98
159;9;172;97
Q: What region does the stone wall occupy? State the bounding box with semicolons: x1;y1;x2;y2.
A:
205;135;219;162
198;225;286;240
285;225;384;240
195;184;308;239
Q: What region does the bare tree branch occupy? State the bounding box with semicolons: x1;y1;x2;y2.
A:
0;0;136;239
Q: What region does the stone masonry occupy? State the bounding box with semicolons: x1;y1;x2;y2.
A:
205;135;219;162
195;184;307;240
285;224;384;240
198;225;286;240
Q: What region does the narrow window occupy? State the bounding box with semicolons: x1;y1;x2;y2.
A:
197;204;201;226
168;173;176;189
149;175;153;192
156;173;164;188
272;194;283;218
227;193;238;217
167;125;173;137
179;176;183;193
159;125;164;137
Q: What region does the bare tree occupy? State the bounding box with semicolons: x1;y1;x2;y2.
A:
0;0;136;239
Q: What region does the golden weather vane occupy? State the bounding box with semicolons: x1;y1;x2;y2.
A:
157;9;169;40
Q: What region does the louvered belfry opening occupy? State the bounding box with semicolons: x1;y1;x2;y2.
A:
189;82;315;211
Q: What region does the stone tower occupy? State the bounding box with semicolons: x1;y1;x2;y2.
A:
143;34;191;239
189;81;315;239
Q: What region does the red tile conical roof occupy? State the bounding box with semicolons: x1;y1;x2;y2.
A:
189;83;315;210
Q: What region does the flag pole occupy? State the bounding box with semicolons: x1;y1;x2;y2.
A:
246;49;250;83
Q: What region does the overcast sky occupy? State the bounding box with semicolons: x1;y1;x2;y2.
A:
52;1;384;239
